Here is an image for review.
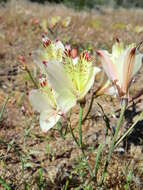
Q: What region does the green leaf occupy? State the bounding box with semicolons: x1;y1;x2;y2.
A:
0;96;9;121
93;144;103;180
0;177;11;190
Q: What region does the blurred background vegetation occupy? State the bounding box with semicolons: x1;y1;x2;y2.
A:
0;0;143;9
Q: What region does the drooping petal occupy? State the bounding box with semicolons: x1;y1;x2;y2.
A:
40;110;61;132
80;66;100;99
29;89;55;112
97;50;118;82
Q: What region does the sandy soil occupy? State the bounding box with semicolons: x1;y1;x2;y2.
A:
0;1;143;189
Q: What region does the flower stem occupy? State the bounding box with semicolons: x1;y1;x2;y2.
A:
100;99;126;185
82;94;94;122
68;122;79;147
78;105;83;148
68;105;93;178
115;111;143;148
25;67;39;89
93;143;103;181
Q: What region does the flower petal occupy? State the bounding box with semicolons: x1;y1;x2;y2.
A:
132;53;143;77
32;50;46;75
55;89;76;113
45;61;76;111
45;61;75;96
97;50;118;82
55;40;65;52
122;47;136;93
40;110;61;132
112;41;124;60
29;89;54;112
80;66;100;99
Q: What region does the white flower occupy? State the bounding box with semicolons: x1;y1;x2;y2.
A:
29;77;70;132
30;38;100;132
44;50;100;111
97;41;143;98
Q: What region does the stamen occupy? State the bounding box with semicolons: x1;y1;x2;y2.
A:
39;77;47;88
42;61;47;66
82;51;91;62
29;52;32;57
65;44;71;51
116;37;120;43
42;36;51;48
64;49;71;57
58;111;65;119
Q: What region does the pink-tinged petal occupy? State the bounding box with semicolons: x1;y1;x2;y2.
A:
40;110;61;132
122;47;136;93
97;50;118;82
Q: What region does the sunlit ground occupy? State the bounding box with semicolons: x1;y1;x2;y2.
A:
0;0;143;189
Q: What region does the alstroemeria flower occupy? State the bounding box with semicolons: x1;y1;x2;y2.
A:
42;37;64;62
30;38;100;131
29;37;67;132
29;77;66;132
32;37;65;75
97;41;143;98
44;49;100;111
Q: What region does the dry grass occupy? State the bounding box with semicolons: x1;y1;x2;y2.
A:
0;0;143;189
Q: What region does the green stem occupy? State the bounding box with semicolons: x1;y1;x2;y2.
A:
101;100;126;185
56;121;65;140
82;94;94;122
93;144;103;181
115;111;143;148
68;122;79;147
68;122;93;177
78;105;83;148
81;148;93;178
68;105;93;178
25;67;38;89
